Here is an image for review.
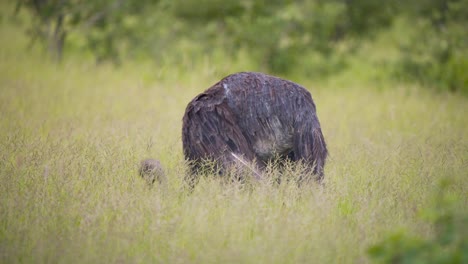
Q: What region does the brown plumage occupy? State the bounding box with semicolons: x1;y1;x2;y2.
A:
182;72;327;182
139;159;166;186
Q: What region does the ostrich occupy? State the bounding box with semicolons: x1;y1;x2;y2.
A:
139;158;166;186
182;72;327;183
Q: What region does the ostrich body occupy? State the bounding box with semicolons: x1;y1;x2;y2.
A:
139;158;166;186
182;72;327;181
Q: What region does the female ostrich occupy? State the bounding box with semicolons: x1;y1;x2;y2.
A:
182;72;327;182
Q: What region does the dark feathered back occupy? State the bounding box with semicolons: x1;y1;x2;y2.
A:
182;72;327;180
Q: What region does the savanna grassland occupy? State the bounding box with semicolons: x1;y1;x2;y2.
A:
1;8;467;264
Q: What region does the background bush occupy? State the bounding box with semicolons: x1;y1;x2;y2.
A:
368;179;468;264
14;0;468;93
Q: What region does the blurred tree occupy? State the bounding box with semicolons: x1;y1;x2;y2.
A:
16;0;159;62
15;0;468;93
169;0;399;74
16;0;398;68
340;0;396;37
16;0;68;61
395;0;468;93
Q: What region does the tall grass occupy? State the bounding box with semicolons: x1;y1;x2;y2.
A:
1;14;467;263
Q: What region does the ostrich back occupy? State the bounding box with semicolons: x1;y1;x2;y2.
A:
182;72;327;177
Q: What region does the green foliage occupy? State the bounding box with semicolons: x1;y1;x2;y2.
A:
170;0;243;21
225;1;351;74
340;0;396;36
368;179;468;264
15;0;396;72
395;0;468;94
15;0;159;62
11;0;468;91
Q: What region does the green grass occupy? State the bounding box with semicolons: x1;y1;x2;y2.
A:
1;14;467;264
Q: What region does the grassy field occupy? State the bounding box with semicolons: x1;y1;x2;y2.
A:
1;14;467;264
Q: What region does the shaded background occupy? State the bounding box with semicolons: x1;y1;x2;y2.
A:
12;0;468;94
